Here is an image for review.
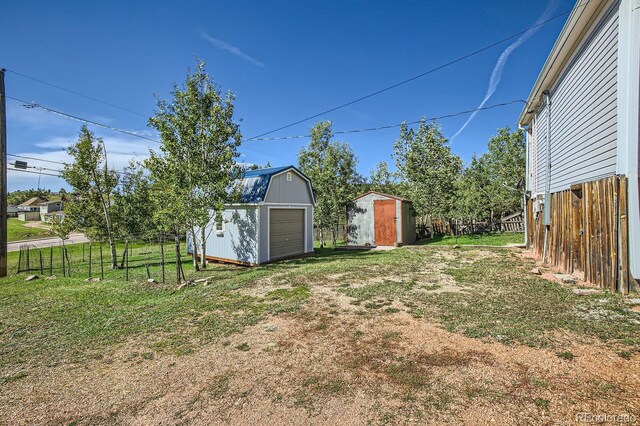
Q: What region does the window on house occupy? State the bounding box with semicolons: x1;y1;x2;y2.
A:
286;172;292;181
215;219;224;234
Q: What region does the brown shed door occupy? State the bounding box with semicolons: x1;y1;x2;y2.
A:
374;200;397;246
269;209;305;260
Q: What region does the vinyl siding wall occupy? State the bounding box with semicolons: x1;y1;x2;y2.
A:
528;4;619;195
189;206;260;264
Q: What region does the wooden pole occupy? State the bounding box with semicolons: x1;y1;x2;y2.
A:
0;69;8;277
49;245;53;276
88;241;92;277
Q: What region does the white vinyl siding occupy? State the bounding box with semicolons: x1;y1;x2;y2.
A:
548;5;619;193
528;4;619;195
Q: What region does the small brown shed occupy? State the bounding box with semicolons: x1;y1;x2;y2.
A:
347;191;416;246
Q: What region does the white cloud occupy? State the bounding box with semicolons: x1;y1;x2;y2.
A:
199;30;265;67
450;0;558;141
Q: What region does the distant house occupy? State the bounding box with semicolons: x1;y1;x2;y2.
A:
187;166;315;265
39;201;64;223
518;0;639;292
347;192;416;247
7;206;18;218
17;197;46;221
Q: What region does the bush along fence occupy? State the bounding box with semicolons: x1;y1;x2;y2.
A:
15;235;193;284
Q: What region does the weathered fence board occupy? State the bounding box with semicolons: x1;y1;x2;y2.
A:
526;175;630;293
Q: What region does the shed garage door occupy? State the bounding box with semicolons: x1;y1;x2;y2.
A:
269;209;305;260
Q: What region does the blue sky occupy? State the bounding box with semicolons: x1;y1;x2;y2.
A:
1;0;574;191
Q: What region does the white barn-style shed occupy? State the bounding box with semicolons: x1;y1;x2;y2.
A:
347;192;416;247
187;166;315;265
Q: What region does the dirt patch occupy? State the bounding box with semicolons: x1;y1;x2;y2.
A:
2;295;639;425
2;247;639;424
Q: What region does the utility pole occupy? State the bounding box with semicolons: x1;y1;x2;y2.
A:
0;69;7;277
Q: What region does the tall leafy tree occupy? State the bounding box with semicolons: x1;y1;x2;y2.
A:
146;60;242;273
454;127;525;226
112;160;155;240
482;127;525;219
298;121;360;247
369;161;397;195
393;119;461;237
61;125;120;268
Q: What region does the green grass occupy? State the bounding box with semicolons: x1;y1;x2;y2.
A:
419;232;524;246
1;241;639;378
7;218;51;242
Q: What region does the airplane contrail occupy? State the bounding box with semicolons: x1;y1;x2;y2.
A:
450;0;558;141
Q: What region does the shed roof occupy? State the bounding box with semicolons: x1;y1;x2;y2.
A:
235;166;314;204
354;191;412;203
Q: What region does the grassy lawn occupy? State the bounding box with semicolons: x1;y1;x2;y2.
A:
7;218;51;242
0;242;638;423
419;232;524;246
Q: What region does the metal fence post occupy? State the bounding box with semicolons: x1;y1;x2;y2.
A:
99;244;104;280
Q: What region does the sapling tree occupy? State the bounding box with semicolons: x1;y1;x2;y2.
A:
393;119;462;237
61;125;120;268
147;60;242;273
298;121;360;247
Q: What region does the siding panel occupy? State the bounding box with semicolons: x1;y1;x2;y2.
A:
547;5;619;193
528;5;619;195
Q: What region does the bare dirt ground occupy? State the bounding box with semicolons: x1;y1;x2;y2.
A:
1;247;639;425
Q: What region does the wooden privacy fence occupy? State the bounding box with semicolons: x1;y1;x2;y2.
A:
526;175;630;293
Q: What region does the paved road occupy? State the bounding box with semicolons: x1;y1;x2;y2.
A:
8;233;89;252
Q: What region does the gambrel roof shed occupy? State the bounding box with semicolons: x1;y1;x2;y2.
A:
188;165;315;265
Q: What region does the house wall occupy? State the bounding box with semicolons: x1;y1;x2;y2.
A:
527;3;619;195
189;206;260;265
18;211;40;221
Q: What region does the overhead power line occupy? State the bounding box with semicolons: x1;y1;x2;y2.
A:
246;100;527;141
8;167;62;178
5;68;148;118
6;96;161;143
244;4;585;141
8;153;67;165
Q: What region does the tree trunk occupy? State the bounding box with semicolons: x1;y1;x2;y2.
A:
174;231;182;284
319;227;324;248
200;226;207;270
190;228;200;271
